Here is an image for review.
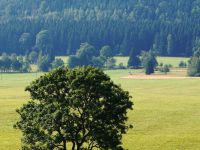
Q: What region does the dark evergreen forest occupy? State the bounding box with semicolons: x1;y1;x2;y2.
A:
0;0;200;56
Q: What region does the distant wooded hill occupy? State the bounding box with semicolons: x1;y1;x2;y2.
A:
0;0;200;56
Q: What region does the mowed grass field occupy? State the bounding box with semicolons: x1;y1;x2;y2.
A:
1;57;200;150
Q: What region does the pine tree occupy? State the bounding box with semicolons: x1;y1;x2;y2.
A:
127;49;141;68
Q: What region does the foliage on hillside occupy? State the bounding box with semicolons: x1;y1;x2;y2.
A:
0;0;200;56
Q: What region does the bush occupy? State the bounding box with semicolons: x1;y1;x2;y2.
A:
37;54;51;72
179;61;187;68
51;58;65;69
105;58;116;69
117;63;126;69
159;64;170;74
188;57;200;76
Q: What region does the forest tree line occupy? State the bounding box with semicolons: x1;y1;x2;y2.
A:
0;0;200;56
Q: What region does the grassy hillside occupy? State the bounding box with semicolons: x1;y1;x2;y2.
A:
0;65;200;149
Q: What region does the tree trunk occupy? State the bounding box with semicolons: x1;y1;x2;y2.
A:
72;141;76;150
77;143;81;150
63;140;67;150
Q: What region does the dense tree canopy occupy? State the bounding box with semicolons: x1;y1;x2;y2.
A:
0;0;200;56
0;53;30;72
68;43;116;69
14;66;133;150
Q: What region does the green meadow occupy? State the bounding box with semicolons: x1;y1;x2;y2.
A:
0;57;200;150
57;56;190;68
114;56;189;67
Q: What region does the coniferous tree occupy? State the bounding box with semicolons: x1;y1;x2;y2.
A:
141;51;158;75
188;48;200;76
127;49;141;68
37;52;51;72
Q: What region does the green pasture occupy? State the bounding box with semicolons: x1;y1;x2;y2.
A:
114;56;190;67
0;63;200;149
57;56;190;68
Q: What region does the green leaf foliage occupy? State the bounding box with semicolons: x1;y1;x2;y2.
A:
14;66;133;150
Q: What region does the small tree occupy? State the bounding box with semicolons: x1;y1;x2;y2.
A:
68;55;80;68
127;49;141;68
117;63;126;69
188;49;200;76
68;43;98;68
11;59;22;72
1;53;11;72
91;56;104;68
100;45;113;58
141;51;158;75
28;51;38;64
14;67;133;150
35;30;53;54
0;59;2;71
159;64;170;74
179;61;187;68
77;43;98;66
19;33;32;54
37;53;51;72
21;60;31;73
105;58;116;69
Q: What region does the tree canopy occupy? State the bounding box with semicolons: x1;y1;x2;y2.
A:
14;66;133;150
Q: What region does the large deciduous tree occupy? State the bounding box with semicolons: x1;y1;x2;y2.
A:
14;66;133;150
